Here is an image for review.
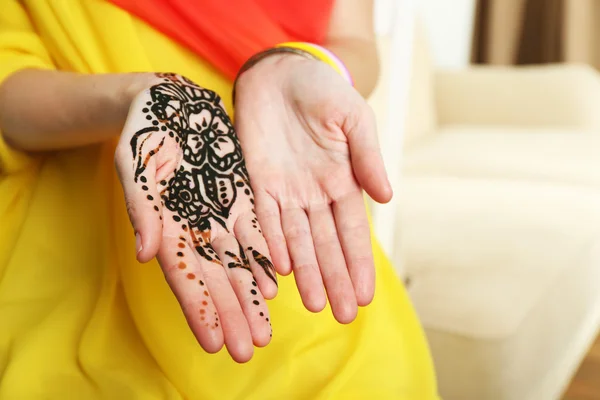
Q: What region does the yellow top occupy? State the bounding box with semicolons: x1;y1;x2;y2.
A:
0;1;438;399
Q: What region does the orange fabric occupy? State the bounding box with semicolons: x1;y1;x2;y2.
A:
108;0;335;80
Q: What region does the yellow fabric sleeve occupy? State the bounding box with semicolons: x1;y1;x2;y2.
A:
0;1;55;174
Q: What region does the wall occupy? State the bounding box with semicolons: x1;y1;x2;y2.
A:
418;0;476;68
375;0;396;35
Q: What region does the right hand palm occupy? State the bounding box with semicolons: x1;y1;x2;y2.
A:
115;74;277;363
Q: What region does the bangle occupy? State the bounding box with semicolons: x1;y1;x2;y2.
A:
232;47;318;106
232;43;354;106
276;42;354;86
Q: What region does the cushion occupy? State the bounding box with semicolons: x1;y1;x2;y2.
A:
396;176;600;399
403;126;600;187
435;65;600;129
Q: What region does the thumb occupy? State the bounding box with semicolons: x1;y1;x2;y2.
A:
345;106;393;204
115;127;164;263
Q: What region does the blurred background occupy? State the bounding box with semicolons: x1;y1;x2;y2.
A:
368;1;600;399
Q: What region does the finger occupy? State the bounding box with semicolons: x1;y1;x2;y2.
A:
115;128;165;263
234;212;278;300
211;234;272;348
308;205;358;324
157;234;223;354
255;191;291;275
333;192;375;306
345;106;393;204
281;207;326;312
183;228;255;363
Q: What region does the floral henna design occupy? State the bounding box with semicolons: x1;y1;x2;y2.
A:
132;76;242;236
130;74;277;301
133;75;244;229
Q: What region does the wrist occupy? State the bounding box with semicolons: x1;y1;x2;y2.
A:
104;72;158;131
239;52;308;78
233;43;354;106
233;52;311;105
275;42;354;86
119;72;158;109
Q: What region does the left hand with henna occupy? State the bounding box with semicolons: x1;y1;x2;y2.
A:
234;53;393;324
115;74;278;362
0;69;278;362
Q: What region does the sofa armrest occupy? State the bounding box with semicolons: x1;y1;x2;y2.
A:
435;64;600;130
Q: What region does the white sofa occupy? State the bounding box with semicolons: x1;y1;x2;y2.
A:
369;27;600;400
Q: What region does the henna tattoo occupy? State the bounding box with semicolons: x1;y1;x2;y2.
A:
131;73;250;248
131;74;246;233
225;242;252;273
130;74;276;333
248;246;277;285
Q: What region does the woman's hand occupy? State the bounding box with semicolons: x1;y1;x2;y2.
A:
115;74;277;363
234;55;392;324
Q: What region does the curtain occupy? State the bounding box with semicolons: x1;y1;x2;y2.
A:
472;0;600;69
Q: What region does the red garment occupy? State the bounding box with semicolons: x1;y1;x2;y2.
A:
108;0;335;80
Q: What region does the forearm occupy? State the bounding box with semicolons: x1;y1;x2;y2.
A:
324;38;380;98
0;69;155;151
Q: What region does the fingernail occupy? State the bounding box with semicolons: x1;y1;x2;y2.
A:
135;232;143;255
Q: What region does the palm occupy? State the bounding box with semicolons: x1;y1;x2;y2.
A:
235;56;392;323
116;74;277;363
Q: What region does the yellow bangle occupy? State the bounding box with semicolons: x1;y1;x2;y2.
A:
233;42;354;106
275;42;354;86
